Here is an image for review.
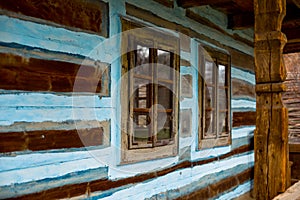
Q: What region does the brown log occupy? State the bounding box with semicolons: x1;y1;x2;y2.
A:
0;0;108;37
0;127;104;152
0;53;109;94
233;111;256;127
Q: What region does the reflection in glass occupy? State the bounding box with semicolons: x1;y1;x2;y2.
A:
205;61;214;84
158;49;172;80
133;78;150;109
218;88;228;111
218;64;226;86
218;111;228;136
204;85;215;137
158;84;173;109
135;45;150;75
133;113;151;142
157;113;172;140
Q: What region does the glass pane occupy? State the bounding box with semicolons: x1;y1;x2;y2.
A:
205;85;215;110
157;112;172;140
157;50;172;80
218;111;229;137
135;45;150;75
218;88;228;111
204;85;216;137
205;61;214;85
133;113;151;142
218;64;226;87
204;110;215;137
133;78;151;109
158;83;173;109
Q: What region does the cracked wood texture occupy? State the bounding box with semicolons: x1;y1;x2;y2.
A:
254;0;290;199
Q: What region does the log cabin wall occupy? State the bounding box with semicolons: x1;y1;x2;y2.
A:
0;0;255;199
283;53;300;183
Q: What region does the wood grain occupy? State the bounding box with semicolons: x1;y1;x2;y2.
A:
0;127;104;152
233;111;256;127
253;0;289;198
0;0;108;37
0;53;109;94
175;168;253;200
8;145;252;199
232;78;256;99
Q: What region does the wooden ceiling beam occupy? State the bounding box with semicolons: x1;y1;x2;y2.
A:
283;27;300;41
177;0;232;8
288;0;300;8
284;42;300;53
228;13;254;29
229;8;299;31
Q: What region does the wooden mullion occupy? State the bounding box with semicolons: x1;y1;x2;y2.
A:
171;51;178;142
128;37;136;149
150;47;157;146
197;48;203;145
226;58;231;144
199;51;206;145
133;108;150;113
157;78;174;84
133;73;152;81
215;59;220;138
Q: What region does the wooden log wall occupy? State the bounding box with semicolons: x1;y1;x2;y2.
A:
283;53;300;183
0;0;256;199
283;53;300;141
0;0;111;198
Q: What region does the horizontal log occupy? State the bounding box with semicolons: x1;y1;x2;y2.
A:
232;78;256;99
0;0;108;37
290;143;300;153
153;0;174;8
233;111;256;127
177;0;232;8
256;82;287;93
176;167;253;200
0;53;110;94
186;9;253;48
0;127;104;152
290;153;300;181
9;145;253;199
1;166;108;199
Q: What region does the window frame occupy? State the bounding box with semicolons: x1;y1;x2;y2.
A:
121;18;180;164
198;45;232;149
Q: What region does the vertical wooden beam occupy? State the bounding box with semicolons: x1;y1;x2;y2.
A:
254;0;290;199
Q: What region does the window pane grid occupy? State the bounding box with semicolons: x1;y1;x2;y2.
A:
129;44;176;149
199;51;230;148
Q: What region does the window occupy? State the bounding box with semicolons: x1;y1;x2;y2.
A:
121;19;179;164
198;45;231;149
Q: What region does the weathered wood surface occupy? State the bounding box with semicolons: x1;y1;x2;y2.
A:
233;111;256;127
0;127;104;152
0;53;109;94
232;79;256;99
0;0;109;37
254;0;290;199
175;168;253;200
7;145;252;199
283;53;300;143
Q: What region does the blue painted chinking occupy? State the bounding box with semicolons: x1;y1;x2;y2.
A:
0;0;255;199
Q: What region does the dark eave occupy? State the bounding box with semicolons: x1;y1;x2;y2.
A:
177;0;300;53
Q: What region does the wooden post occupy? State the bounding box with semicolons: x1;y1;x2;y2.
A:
253;0;290;199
